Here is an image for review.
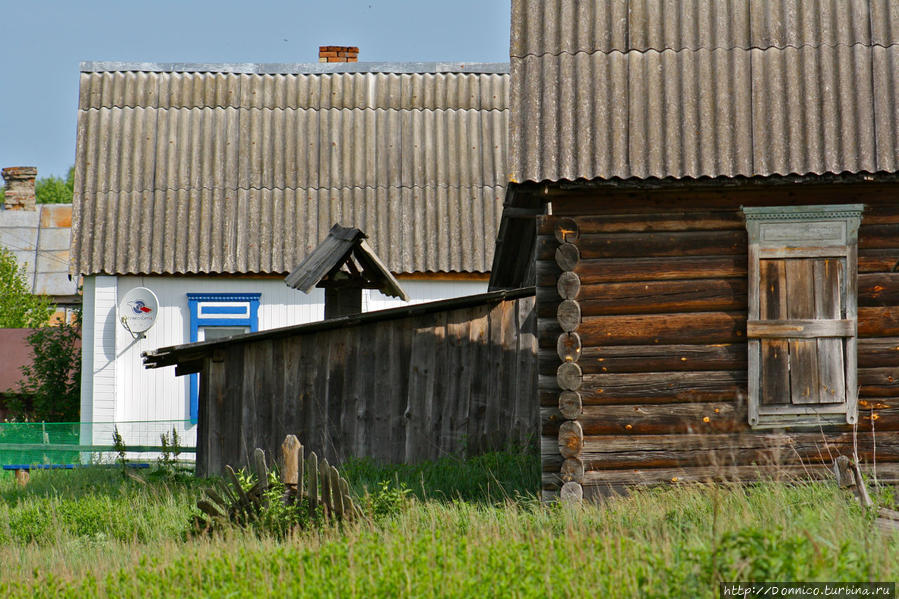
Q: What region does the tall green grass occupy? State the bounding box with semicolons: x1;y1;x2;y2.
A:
0;454;896;598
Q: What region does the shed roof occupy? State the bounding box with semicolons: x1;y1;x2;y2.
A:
509;0;899;183
0;204;78;298
72;62;510;276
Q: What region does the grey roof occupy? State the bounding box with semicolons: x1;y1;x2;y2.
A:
509;0;899;183
72;62;509;276
285;224;407;301
0;205;78;298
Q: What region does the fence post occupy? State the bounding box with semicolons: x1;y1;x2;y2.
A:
281;435;301;490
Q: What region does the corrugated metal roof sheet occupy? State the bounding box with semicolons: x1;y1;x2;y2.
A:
79;70;509;111
509;0;899;183
73;63;509;275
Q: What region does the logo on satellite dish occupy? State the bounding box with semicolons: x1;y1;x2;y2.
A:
129;300;153;315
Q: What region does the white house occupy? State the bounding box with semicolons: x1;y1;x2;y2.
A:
70;52;510;446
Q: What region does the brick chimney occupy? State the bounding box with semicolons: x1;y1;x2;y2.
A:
1;166;37;211
319;45;359;63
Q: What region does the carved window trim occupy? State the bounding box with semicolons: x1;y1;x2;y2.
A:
742;204;864;428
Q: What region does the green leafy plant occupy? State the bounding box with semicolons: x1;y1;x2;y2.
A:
0;247;54;329
363;480;412;519
112;426;127;476
9;311;81;421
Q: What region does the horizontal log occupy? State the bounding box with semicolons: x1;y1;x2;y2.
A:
540;344;746;375
747;319;855;338
541;402;899;436
542;432;899;470
537;230;747;260
537;211;745;235
539;311;747;347
859;273;899;306
536;255;747;286
539;371;746;404
858;307;899;337
537;279;747;317
859;224;899;250
548;186;899;216
858;367;899;396
543;462;899;491
858;338;899;368
539;309;899;347
577;463;899;487
858;250;899;273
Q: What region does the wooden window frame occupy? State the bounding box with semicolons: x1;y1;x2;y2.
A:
743;204;864;428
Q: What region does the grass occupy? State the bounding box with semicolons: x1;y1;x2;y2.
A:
0;452;897;598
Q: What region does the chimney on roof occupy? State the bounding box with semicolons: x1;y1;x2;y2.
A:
319;45;359;63
1;167;37;211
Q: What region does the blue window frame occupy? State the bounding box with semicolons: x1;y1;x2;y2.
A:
186;293;260;422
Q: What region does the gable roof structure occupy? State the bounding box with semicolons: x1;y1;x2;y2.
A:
285;223;407;300
71;61;510;277
509;0;899;183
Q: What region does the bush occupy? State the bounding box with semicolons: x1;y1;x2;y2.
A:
9;312;81;421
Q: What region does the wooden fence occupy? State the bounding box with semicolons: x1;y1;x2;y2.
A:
177;290;536;476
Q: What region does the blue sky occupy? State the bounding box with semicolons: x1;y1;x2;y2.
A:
0;0;511;180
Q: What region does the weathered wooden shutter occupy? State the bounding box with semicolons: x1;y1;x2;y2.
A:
743;205;864;427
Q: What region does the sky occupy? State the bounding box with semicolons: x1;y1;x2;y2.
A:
0;0;511;180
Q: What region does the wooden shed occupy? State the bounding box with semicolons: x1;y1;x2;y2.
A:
492;0;899;501
143;289;537;476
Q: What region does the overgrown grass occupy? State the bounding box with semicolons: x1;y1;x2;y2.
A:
0;454;897;598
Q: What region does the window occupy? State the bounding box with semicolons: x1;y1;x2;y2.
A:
186;293;261;422
742;205;864;428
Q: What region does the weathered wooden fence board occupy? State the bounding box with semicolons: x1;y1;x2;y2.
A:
196;293;537;476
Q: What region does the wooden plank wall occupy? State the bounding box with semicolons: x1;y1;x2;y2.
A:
537;184;899;500
196;295;537;476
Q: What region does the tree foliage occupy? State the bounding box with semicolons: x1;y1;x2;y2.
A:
9;312;82;421
34;166;75;204
0;246;54;328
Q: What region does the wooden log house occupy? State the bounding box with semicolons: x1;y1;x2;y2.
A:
491;0;899;501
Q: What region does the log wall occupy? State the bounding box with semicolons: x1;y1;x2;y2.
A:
537;183;899;500
196;293;537;476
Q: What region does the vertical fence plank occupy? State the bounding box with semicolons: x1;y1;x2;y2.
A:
281;434;301;487
307;452;319;512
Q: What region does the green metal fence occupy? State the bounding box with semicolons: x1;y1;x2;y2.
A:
0;420;196;470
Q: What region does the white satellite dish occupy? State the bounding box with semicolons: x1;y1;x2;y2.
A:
118;287;159;339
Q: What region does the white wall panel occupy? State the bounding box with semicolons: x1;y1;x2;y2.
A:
83;275;487;447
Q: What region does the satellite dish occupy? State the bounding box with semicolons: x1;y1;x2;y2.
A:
118;287;159;338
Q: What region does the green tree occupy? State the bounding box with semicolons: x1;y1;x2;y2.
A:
0;246;54;328
34;166;75;204
11;312;82;421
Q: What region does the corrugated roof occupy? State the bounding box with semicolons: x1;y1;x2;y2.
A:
509;0;899;183
72;62;509;276
0;205;78;297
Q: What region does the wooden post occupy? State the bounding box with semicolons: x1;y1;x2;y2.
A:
281;435;301;489
15;468;29;488
307;452;319;512
253;448;268;491
320;458;332;518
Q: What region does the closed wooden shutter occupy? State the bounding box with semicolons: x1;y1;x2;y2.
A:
743;205;863;427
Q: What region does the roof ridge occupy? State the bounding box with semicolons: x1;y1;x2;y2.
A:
80;61;511;75
75;183;510;195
